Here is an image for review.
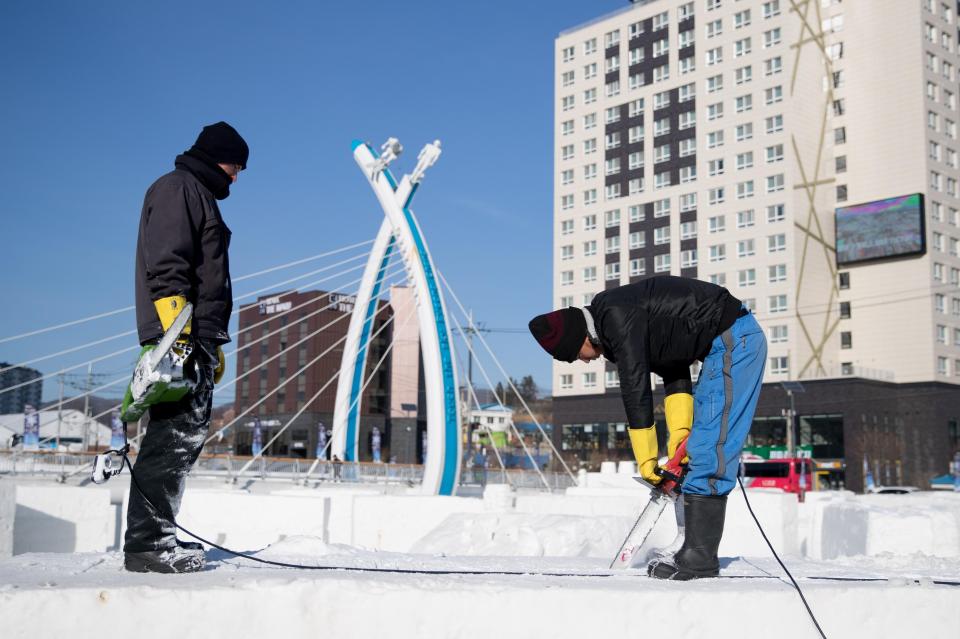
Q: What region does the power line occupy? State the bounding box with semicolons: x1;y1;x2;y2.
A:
0;239;375;345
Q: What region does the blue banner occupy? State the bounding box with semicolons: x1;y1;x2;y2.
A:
252;418;263;457
371;426;381;463
316;422;327;459
22;404;39;451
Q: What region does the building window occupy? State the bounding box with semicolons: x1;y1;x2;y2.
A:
707;130;724;148
735;65;752;84
654;254;672;273
654;226;671;245
841;362;853;376
770;325;788;343
767;295;787;314
734;9;751;28
561;219;574;235
560;374;573;390
561;245;574;261
583;240;597;256
735;94;753;113
735;123;754;141
736;180;755;199
680;193;697;212
763;1;781;19
737;209;755;228
768;233;786;252
681;249;698;268
766;174;785;192
630;258;646;277
605;235;621;254
605;208;621;227
838;272;850;289
708;215;726;233
738;239;756;257
734;37;752;58
768;264;787;282
583;266;597;283
605;370;621;388
770;356;789;375
764;56;783;76
766;145;784;163
737;151;754;170
834;127;846;144
680;221;698;240
708;158;725;176
709;187;725;205
738;268;756;287
841;331;852;349
710;273;727;286
605;262;621;281
629;231;645;249
709;244;727;263
561;271;573;286
562;47;575;63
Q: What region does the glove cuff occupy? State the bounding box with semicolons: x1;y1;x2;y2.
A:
153;295;191;334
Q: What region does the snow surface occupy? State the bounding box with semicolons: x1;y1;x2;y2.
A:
1;479;959;638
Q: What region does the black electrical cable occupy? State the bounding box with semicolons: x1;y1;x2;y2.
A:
738;474;828;639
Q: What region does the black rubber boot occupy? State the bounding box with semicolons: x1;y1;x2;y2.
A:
124;546;205;574
176;539;203;551
648;494;727;580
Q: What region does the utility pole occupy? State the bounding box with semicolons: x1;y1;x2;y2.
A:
83;363;92;451
56;373;64;451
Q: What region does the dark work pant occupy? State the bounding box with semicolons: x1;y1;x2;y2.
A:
123;339;217;553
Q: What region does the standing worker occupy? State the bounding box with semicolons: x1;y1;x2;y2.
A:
124;122;249;573
528;275;766;579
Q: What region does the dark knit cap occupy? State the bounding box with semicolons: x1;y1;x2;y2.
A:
191;121;249;169
528;308;587;363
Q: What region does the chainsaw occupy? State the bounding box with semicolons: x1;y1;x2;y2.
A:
609;438;689;569
118;302;197;424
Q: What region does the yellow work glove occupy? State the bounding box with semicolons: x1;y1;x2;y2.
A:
214;346;226;384
153;295;192;335
629;425;660;485
664;392;693;463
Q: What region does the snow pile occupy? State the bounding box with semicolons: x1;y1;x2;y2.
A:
807;491;960;559
410;513;631;557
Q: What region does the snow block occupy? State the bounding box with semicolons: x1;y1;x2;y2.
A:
350;495;486;551
176;488;341;550
13;484;113;554
721;487;799;557
0;480;14;558
410;512;629;557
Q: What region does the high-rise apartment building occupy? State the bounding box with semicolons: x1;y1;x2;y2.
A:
551;0;960;488
0;363;42;415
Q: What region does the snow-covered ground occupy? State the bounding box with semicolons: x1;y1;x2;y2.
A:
1;476;958;638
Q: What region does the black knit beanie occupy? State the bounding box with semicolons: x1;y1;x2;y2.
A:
528;308;587;363
191;121;249;169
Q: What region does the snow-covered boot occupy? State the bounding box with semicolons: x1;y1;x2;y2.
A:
124;546;205;574
648;494;726;580
651;497;685;559
176;538;203;551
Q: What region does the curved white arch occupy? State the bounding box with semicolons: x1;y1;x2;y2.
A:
331;139;461;495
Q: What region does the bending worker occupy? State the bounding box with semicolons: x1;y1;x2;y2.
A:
529;275;766;579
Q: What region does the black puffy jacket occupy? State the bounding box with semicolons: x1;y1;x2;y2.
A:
588;276;742;427
134;155;233;345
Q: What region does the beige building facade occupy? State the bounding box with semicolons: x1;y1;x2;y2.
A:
553;0;960;400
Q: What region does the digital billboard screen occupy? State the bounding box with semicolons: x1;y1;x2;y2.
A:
835;193;926;266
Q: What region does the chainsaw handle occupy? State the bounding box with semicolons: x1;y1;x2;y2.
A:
655;437;689;495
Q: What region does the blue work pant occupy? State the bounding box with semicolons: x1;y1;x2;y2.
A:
683;311;767;496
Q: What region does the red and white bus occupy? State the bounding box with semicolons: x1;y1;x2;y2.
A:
740;457;816;494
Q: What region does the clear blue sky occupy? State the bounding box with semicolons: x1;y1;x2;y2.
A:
0;0;626;405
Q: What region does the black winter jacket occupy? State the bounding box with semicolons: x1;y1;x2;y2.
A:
588;276;742;428
134;155;233;345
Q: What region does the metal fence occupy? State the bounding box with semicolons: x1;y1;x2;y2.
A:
0;450;576;492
